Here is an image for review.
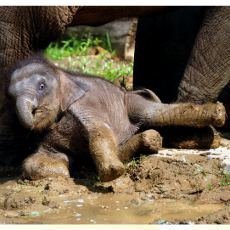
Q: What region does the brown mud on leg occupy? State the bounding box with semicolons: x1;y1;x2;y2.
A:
22;148;70;180
159;126;221;149
128;92;226;128
118;129;162;162
88;124;125;182
147;102;226;128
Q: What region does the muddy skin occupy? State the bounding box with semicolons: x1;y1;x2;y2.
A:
118;130;163;162
4;56;227;183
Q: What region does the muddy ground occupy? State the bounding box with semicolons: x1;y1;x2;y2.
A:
0;144;229;224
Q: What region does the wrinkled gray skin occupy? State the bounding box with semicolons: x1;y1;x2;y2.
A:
177;7;230;104
0;6;229;110
8;57;226;182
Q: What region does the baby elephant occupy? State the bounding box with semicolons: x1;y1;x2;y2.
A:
8;56;226;182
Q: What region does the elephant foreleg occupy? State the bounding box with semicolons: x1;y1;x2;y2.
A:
87;122;125;182
22;147;70;180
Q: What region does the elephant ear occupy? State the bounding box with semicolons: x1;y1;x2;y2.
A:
59;72;88;111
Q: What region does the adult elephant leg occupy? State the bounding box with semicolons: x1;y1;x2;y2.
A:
177;7;230;104
0;7;33;105
0;6;78;106
133;7;206;103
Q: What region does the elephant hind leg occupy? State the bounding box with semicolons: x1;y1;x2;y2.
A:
22;148;70;180
118;129;162;162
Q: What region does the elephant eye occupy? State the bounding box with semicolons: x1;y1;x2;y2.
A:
38;82;46;91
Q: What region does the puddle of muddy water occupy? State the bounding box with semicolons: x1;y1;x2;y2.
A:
8;193;223;224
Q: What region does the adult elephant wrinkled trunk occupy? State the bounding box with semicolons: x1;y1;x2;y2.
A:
16;96;38;129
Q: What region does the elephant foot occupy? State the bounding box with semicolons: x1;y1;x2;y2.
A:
22;151;70;180
98;159;125;182
141;129;163;153
212;102;226;127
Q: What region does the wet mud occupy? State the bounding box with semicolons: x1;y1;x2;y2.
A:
0;146;229;224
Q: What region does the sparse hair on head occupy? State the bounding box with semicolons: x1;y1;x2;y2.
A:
8;53;57;77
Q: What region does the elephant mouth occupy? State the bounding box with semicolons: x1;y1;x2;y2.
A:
32;108;37;116
32;105;59;131
16;95;59;131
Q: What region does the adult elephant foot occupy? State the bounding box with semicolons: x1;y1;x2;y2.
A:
22;149;70;180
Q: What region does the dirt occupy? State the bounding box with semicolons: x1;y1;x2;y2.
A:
0;146;229;224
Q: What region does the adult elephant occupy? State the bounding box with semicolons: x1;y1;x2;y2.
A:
0;6;229;122
134;6;230;104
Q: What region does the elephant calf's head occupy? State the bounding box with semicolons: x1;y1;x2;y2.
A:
8;57;61;131
8;56;88;131
8;55;89;131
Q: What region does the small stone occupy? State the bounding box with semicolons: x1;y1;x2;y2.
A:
100;205;109;209
48;201;59;209
30;211;40;217
44;183;50;190
90;219;96;224
155;219;170;224
77;198;84;203
42;196;50;206
75;213;82;217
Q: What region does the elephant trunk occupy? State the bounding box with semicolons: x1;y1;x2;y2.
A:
146;102;226;128
16;96;38;129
